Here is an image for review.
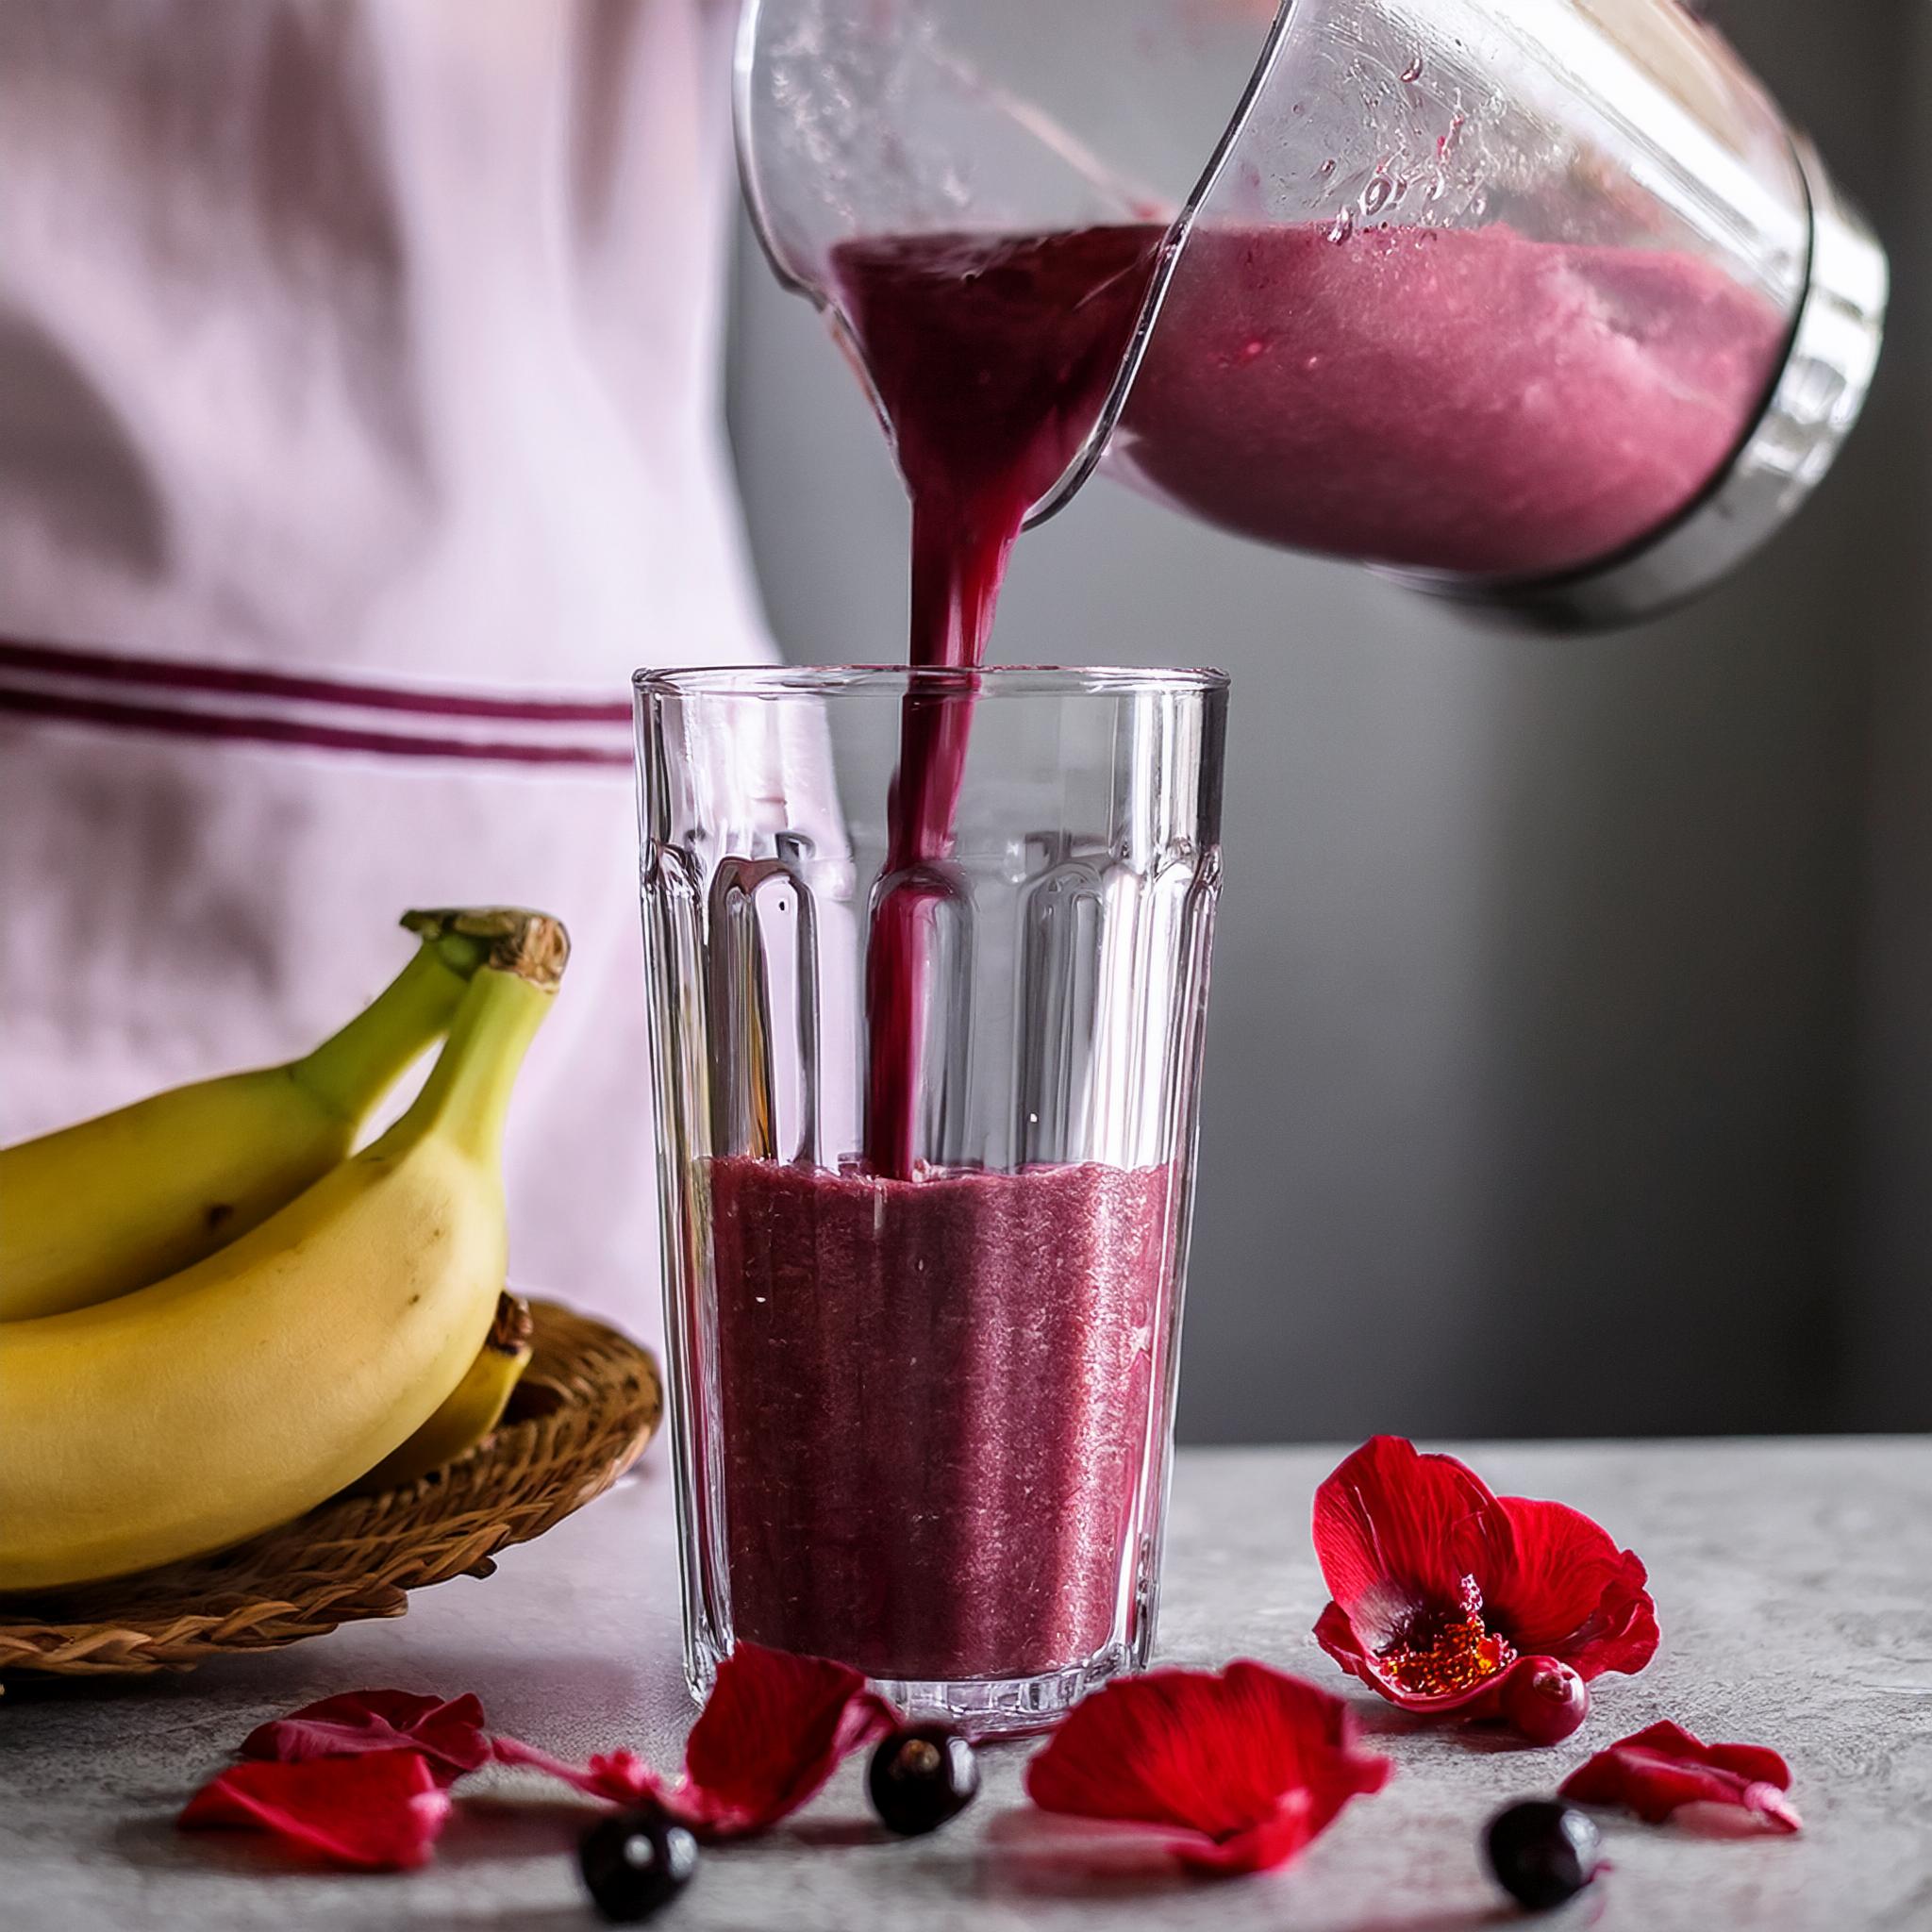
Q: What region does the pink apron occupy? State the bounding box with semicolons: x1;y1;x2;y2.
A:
0;0;771;1339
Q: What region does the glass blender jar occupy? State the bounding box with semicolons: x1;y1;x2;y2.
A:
737;0;1886;627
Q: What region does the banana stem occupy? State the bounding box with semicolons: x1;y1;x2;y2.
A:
395;965;558;1167
291;941;477;1123
400;908;570;991
291;910;567;1124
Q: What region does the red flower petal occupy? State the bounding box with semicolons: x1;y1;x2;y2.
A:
1560;1721;1801;1833
1311;1437;1509;1653
1311;1600;1379;1684
1024;1661;1392;1875
178;1749;451;1870
240;1690;491;1788
1487;1498;1661;1681
677;1641;897;1838
487;1643;894;1841
1310;1438;1657;1716
489;1737;664;1807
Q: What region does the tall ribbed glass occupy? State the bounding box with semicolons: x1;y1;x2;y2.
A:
636;665;1225;1732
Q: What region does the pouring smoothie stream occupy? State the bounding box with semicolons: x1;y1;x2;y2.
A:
700;215;1181;1689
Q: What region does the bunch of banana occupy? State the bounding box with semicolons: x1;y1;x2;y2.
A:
0;908;498;1323
0;909;569;1594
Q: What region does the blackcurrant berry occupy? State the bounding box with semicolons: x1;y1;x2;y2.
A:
867;1723;980;1836
578;1805;699;1923
1484;1798;1602;1910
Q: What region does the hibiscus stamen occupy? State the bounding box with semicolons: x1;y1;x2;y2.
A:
1377;1577;1517;1698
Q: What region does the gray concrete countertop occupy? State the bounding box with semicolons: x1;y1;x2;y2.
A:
4;1441;1929;1930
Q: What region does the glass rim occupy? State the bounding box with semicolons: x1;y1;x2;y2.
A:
633;663;1229;700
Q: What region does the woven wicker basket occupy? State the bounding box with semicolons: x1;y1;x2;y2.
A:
0;1300;660;1679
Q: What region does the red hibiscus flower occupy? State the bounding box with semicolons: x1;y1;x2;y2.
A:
179;1749;452;1870
1560;1721;1801;1834
1024;1661;1392;1874
493;1641;897;1840
240;1690;491;1788
1311;1437;1657;1726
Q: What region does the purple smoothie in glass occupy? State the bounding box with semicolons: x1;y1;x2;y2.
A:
707;1156;1177;1683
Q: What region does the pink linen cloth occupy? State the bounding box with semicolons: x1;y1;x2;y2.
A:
0;0;773;1336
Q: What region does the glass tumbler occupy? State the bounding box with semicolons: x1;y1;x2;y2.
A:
636;665;1226;1732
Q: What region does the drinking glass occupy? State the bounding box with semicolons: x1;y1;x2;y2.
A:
636;665;1226;1732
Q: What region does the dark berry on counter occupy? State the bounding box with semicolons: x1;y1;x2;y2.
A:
1485;1798;1602;1910
579;1805;699;1923
867;1724;980;1836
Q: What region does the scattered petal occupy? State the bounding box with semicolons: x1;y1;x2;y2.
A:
487;1643;895;1841
489;1736;664;1806
1311;1437;1657;1721
1560;1721;1801;1833
676;1641;898;1838
240;1690;491;1788
179;1749;451;1870
1024;1661;1392;1875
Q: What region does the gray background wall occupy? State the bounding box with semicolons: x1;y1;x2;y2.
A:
724;0;1930;1442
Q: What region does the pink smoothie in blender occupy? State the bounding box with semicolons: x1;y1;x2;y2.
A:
831;219;1788;585
1119;221;1788;578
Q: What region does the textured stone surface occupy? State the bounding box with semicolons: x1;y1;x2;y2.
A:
3;1441;1928;1930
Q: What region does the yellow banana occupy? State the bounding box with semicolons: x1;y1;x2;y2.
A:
0;919;566;1594
351;1291;534;1494
0;908;510;1323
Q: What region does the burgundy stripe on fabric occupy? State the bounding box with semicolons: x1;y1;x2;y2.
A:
0;682;632;768
0;638;632;724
